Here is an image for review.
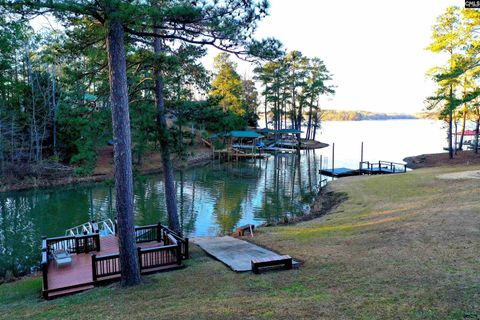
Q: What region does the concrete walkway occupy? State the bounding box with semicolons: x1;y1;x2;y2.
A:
191;236;298;272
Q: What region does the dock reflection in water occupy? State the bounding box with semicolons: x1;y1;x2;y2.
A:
0;150;321;277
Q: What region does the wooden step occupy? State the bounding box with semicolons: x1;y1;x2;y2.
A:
46;284;94;299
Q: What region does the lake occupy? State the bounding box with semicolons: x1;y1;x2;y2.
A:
0;119;446;276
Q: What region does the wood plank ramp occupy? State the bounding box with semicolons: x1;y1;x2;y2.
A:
191;236;299;272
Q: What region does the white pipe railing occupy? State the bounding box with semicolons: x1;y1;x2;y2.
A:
65;219;115;237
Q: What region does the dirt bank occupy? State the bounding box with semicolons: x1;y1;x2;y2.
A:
301;140;329;149
404;150;480;169
0;146;213;193
437;170;480;180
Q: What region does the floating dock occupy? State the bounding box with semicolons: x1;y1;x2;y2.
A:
319;167;360;178
213;149;269;160
320;161;407;178
191;236;299;272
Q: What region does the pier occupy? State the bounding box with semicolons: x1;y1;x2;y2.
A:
319;142;407;178
192;236;299;272
41;223;189;299
319;161;407;178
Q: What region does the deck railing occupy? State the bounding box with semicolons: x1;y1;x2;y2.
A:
319;178;328;190
93;243;182;281
134;224;161;243
378;161;407;173
159;224;189;259
359;161;407;174
41;222;189;298
41;238;48;296
92;253;121;281
46;233;101;255
138;244;181;271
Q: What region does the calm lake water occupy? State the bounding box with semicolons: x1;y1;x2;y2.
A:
0;119;445;276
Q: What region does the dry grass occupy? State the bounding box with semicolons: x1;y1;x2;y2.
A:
1;165;480;319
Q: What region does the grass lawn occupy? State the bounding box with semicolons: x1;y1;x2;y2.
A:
1;165;479;319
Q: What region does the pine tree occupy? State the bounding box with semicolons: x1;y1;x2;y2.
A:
2;0;281;285
210;53;245;117
427;6;467;159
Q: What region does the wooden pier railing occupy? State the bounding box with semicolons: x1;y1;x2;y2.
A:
133;223;189;259
319;178;328;190
92;243;182;281
159;224;189;259
41;238;48;293
359;161;407;174
138;244;181;271
41;222;189;299
92;253;120;281
45;233;101;255
134;224;161;243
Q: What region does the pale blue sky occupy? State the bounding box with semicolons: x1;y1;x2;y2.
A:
203;0;465;113
32;0;466;113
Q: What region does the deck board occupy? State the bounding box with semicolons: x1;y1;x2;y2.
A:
46;236;165;296
192;236;299;272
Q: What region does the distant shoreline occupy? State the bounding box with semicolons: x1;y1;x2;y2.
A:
320;110;437;121
322;117;421;122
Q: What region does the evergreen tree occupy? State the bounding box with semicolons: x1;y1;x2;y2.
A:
427;6;468;159
2;0;281;285
210;53;245;117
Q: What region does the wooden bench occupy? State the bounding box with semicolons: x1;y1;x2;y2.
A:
236;224;255;237
251;255;292;274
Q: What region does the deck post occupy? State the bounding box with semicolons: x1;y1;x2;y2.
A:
360;142;364;165
91;254;97;281
157;222;162;242
94;233;101;252
184;238;189;259
75;236;81;254
41;262;48;295
176;243;182;265
137;247;143;270
41;237;48;292
332;143;335;173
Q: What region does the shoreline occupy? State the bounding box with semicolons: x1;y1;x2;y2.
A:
0;151;214;194
1;142;329;194
404;150;480;169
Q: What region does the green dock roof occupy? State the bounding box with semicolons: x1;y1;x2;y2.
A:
227;131;264;138
256;128;275;134
255;128;302;134
277;128;303;134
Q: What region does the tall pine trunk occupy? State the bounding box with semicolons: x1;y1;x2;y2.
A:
264;84;268;128
475;105;480;154
106;18;141;286
306;96;314;140
153;35;181;235
312;105;319;141
448;85;453;159
459;104;467;150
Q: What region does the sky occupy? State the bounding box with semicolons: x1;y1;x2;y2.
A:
32;0;466;114
203;0;466;113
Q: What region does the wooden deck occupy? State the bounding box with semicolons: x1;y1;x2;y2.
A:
42;224;189;299
192;236;299;272
45;236;166;298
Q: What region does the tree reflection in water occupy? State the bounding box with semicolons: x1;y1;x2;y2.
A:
0;150;322;276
